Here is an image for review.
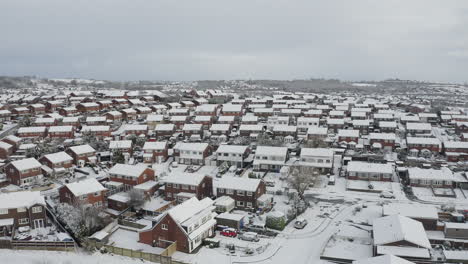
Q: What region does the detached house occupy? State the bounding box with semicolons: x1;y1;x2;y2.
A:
215;144;250;167
0;191;47;233
6;158;43;186
164;173;212;202
139;197;216;253
299;148;334;173
66;144;97;166
215;177;266;209
59;178;107;207
142;141;168;163
346;161;394;181
108;164;155;189
253;146;288;172
175;142;211;165
39;151;73;176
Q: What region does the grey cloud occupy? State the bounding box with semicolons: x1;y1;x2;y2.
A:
0;0;467;82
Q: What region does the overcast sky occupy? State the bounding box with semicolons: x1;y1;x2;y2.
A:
1;0;467;82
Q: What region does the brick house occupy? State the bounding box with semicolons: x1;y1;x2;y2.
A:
39;151;73;176
80;126;111;138
58;106;78;116
346;161;394;181
66;144;97;166
34;117;56;127
17;126;47;138
299;148;334;173
195;104;218;116
108;164;155;190
0;141;14;159
164;173;212;202
123;124;148;136
369;133;397;150
253;146;288;172
5;158;43;186
154;124;176;139
338;129;360;143
444;141;468;162
47;126;74;139
105;111;123;123
120;108;138;120
109;140;133;156
174;142;211;165
59;178;107;207
28;104;46;115
138;197;216;253
76;102;100;113
406;137;441;153
182;124;203;138
45;100;64;113
215;144;250;168
0;191;47;234
142;141;168;163
214;177;266;209
407;167;456;188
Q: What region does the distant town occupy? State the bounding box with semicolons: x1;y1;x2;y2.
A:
0;76;467;264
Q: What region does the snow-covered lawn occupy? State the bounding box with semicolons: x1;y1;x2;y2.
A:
0;249;156;264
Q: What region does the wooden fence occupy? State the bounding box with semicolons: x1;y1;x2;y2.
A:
86;239;186;264
0;239;76;252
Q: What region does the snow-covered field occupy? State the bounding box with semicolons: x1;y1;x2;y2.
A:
0;249;154;264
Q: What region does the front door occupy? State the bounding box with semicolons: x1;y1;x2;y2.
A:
33;219;44;229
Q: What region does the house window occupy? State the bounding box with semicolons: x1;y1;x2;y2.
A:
190;185;196;190
94;192;100;197
32;206;42;214
173;184;179;189
218;188;224;193
167;183;172;187
19;218;29;225
17;207;26;213
162;224;168;230
237;190;244;196
246;191;253;196
167;192;172;198
236;201;244;207
0;208;8;215
247;202;253;208
226;189;234;195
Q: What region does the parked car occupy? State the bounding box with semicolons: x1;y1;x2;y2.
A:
239;232;259;242
220;228;237;238
294;219;308;229
380;191;395;199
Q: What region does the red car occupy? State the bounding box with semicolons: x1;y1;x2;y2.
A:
220;228;237;237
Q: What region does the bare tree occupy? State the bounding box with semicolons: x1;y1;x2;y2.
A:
128;189;145;209
287;165;319;201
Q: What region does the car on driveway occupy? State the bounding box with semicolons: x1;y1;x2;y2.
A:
294;219;308;229
380;191;395;199
220;228;237;238
239;232;259;242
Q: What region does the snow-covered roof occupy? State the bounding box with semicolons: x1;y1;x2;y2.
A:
108;164;149;178
383;204;438;220
300;148;334;157
307;127;328;135
369;133;396;141
406;137;441;146
0;191;45;209
81;125;110;132
146;114;164;122
406;122;431;131
143;141;167;150
175;142;209;152
108;192;130;203
48;126;73;133
168;197;214;224
347;161;393;174
373;215;431;249
407;167;455;181
210;123;231;131
86;116;106;122
43;152;73;164
109;140;132;149
444;141;468;149
155;124;175;131
10;158;42;171
163;173;206;186
18;127;46;133
353;255;415;264
65;178;106;197
68;144;96;155
216;144;248;154
338;129;360;138
214;176;261;192
0;141;13;150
